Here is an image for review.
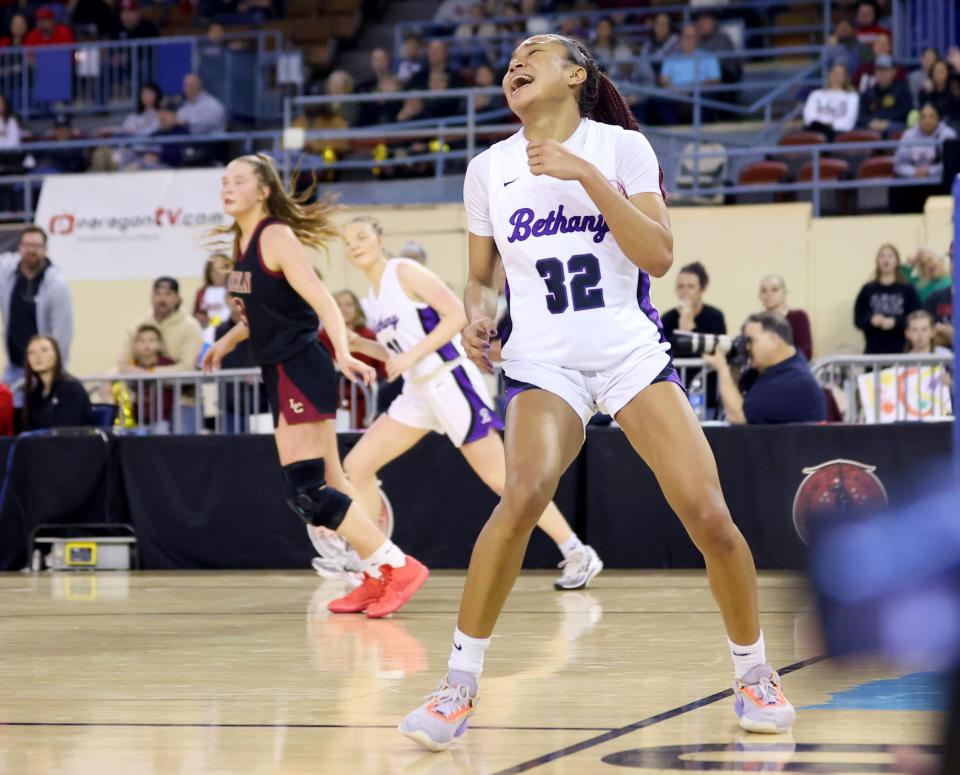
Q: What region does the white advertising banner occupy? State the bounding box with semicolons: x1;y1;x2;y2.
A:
34;169;229;281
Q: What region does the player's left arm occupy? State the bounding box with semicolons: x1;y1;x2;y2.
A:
389;260;469;381
526;136;673;277
262;224;374;385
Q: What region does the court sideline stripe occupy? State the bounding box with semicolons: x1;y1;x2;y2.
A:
490;654;829;775
0;721;613;732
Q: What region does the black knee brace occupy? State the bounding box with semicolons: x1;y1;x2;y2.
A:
282;458;352;531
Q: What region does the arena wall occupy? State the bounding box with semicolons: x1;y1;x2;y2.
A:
4;196;953;375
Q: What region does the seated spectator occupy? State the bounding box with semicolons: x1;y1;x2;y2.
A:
909;46;939;106
113;0;157;40
661;261;726;337
34;114;86;174
696;9;741;85
24;8;75;46
659;24;721;89
853;36;905;94
903;246;952;304
318;290;385;428
827;18;871;75
854;243;920;353
396;33;425;86
449;29;491;74
803;62;859;139
661;261;726;410
118;82;161;136
176;74;226;135
592;16;634;76
918;60;960;128
138;97;189;168
893;102;957;181
193;253;231;328
472;64;506;118
358;48;393;94
654;24;720;124
321;69;360;128
903;310;952;357
413;39;464;91
703;312;826;425
358;74;403;127
424;69;463;119
117;277;203;373
924;273;953;349
22;335;94;431
858;54;912;133
0;13;28;47
854;0;891;48
123;323;175;425
643;12;680;76
0;92;20;148
758;274;813;360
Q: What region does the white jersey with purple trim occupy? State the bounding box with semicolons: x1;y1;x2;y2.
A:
365;258;466;382
464;118;670;372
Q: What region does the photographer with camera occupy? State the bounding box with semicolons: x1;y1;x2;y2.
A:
701;312;826;425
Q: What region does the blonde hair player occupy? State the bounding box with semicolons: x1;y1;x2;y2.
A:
203;153;428;619
310;215;602;592
400;34;795;749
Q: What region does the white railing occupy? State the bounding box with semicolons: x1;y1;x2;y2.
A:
811;353;954;424
74;368;378;434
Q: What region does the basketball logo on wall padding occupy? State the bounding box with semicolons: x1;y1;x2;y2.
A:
792;459;888;545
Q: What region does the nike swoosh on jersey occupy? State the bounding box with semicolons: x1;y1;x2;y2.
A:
503;178;519;187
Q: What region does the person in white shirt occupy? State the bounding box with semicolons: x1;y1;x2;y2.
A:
0;93;21;148
176;73;227;135
802;62;859;139
400;32;796;752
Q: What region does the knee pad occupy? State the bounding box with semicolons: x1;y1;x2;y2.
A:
282;458;352;531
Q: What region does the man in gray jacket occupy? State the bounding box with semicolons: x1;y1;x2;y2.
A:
0;226;73;403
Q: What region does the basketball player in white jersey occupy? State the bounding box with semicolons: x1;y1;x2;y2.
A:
400;34;795;749
312;215;602;591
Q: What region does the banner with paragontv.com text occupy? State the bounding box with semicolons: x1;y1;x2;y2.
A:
35;169;229;280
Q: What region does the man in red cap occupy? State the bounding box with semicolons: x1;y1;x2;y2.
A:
114;0;158;40
24;8;75;46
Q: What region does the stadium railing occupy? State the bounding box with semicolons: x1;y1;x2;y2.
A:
67;368;378;434
0;31;293;122
811;353;954;423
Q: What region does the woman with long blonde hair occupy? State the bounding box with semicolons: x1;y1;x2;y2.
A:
202;154;428;619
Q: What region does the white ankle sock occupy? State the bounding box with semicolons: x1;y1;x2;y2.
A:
729;630;766;680
558;534;584;560
448;627;490;677
360;540;406;578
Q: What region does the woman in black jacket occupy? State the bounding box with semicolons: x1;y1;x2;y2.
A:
22;335;94;431
853;243;921;354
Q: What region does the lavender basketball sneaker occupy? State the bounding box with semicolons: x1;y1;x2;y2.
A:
399;672;477;751
734;664;796;734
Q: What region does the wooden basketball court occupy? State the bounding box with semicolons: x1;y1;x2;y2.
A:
0;570;942;773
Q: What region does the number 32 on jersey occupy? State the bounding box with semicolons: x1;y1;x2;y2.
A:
535;253;604;314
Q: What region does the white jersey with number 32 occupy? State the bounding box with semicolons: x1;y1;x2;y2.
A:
464;118;670;372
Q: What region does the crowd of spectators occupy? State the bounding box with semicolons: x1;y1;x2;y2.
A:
0;218;953;432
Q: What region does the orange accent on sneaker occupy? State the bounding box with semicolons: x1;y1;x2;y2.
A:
327;573;384;614
739;679;787;708
426;693;474;723
365;556;429;619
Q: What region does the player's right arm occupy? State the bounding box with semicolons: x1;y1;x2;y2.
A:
347;331;390;362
